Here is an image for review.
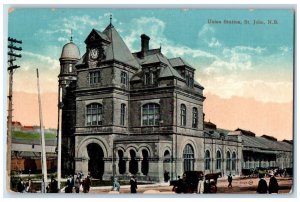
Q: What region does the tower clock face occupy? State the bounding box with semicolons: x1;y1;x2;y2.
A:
89;48;99;60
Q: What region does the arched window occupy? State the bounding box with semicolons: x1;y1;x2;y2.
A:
216;150;222;170
141;150;149;175
183;144;194;171
192;107;198;128
205;150;211;170
232;152;236;171
129;150;138;174
142;103;160;126
120;104;126;126
226;151;231;171
180;104;186;126
86;103;103;126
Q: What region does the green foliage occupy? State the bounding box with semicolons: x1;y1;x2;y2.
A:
12;131;56;140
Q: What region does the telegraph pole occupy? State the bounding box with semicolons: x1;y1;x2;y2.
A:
36;69;48;193
7;37;22;192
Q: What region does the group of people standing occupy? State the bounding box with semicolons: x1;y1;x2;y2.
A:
257;173;279;194
16;178;33;193
64;172;91;193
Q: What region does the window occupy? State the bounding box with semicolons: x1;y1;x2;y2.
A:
205;150;211;170
120;104;126;126
192;107;198;128
144;72;151;85
68;64;72;73
232;152;236;171
186;73;194;87
226;151;231;171
121;71;128;85
183;144;194;172
216;150;222;170
180;104;186;126
86;103;103;126
142;103;160;126
88;71;101;84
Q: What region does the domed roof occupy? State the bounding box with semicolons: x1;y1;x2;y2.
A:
60;41;80;60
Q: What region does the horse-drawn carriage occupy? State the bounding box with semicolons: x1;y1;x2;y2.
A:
170;171;221;193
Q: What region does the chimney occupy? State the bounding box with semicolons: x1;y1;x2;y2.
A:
141;34;150;54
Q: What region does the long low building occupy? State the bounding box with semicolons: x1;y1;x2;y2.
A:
11;122;57;174
203;121;292;177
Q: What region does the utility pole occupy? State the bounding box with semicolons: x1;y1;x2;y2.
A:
36;69;48;193
57;85;63;190
7;37;22;192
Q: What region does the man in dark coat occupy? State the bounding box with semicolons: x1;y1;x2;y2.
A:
228;173;233;188
130;176;137;193
17;178;25;193
256;174;268;194
82;175;91;193
269;174;279;194
49;176;58;193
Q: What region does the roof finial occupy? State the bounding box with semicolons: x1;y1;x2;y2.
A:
110;14;112;25
70;29;73;42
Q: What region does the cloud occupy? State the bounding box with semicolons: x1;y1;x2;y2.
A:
198;24;215;37
197;73;293;103
122;17;217;60
208;37;221;48
22;51;59;70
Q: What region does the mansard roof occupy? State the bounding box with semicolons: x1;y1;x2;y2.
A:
102;25;141;69
133;50;185;80
169;57;195;70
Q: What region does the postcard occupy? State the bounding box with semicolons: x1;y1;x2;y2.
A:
5;7;294;196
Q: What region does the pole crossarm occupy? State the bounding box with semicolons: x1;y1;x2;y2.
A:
6;36;22;192
8;37;22;44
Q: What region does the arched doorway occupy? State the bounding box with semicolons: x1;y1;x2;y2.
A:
87;143;104;179
141;149;149;175
163;150;171;172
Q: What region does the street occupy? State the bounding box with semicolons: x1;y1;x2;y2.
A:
87;176;292;194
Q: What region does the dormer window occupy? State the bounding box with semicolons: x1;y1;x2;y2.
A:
144;72;151;85
185;72;194;88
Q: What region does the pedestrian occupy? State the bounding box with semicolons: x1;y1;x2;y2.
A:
268;173;279;194
17;178;25;193
49;176;58;193
82;175;91;193
164;170;170;182
112;177;121;192
130;175;137;193
74;176;81;193
228;173;233;188
25;179;33;193
66;175;74;193
256;173;268;194
197;173;204;194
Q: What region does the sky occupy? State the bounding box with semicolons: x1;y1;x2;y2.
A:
7;8;294;140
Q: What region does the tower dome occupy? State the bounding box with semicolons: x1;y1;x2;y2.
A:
60;41;80;61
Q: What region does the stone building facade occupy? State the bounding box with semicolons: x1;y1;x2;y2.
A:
58;22;292;182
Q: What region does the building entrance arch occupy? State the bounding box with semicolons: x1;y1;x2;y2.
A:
87;143;104;179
